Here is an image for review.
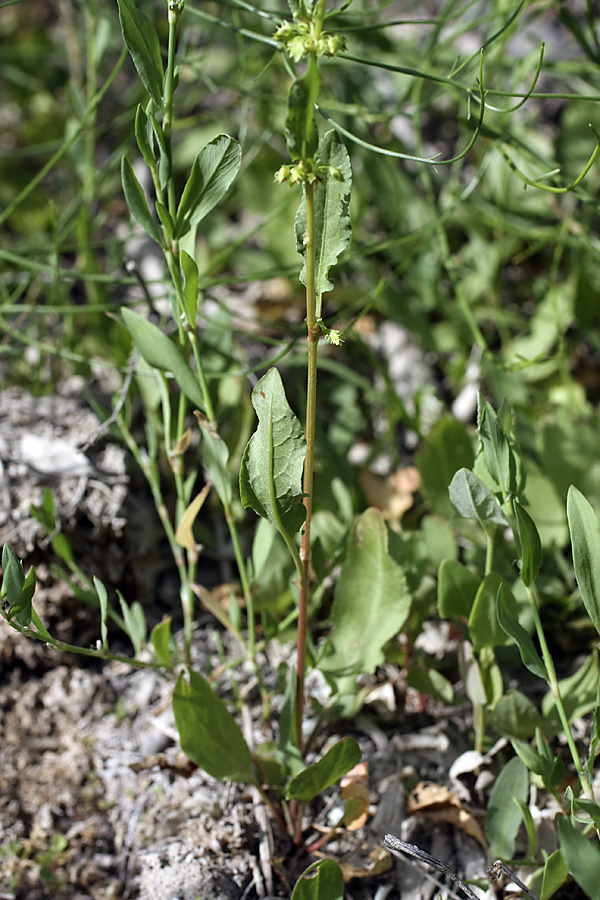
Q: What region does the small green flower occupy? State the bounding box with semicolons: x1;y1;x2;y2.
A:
325;328;344;346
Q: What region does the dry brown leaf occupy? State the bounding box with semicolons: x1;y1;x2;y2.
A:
316;844;392;881
407;780;487;851
340;762;370;831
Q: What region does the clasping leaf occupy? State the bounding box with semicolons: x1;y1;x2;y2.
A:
239;368;306;537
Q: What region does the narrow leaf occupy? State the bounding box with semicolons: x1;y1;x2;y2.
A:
118;593;146;657
514;500;543;587
1;543;24;609
557;816;600;899
175;135;242;236
239;368;306;536
567;485;600;637
291;860;344;900
121;307;206;411
287;737;361;802
195;414;232;506
172;670;253;782
467;572;506;651
134;104;155;168
181;250;199;324
540;849;569;900
477;394;516;496
150;616;172;668
449;468;509;533
319;508;412;677
121;156;162;244
497;584;547;680
117;0;163;107
93;575;109;650
175;483;211;551
295;130;352;316
485;756;528;861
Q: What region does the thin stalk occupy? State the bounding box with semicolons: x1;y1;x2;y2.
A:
297;179;319;752
528;586;594;799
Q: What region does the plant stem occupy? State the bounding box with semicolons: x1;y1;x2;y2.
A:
296;179;319;752
528;586;593;799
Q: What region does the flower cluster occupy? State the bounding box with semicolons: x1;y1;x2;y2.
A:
273;21;347;62
275;160;344;187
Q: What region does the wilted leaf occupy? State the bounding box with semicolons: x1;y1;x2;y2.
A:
340;762;369;831
407;781;487;850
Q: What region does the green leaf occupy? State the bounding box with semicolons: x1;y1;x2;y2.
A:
488;690;544;740
285;64;321;161
150;116;171;190
239;368;306;536
485;756;528;861
1;543;24;609
468;572;507;651
181;250;199;325
514;500;543;588
417;417;475;518
196;416;232;506
287;737;361;802
117;0;163;107
172;670;253;782
477;394;517;496
540;848;569;900
121;307;206;411
567;486;600;638
512;738;546;776
150;616;173;668
449;468;509;534
175;135;242;237
319;508;412;677
278;669;303;778
295;130;352;317
118;592;146;657
542;652;599;730
497;584;547;680
134;104;155;168
565;787;600;832
437;559;480;620
93;576;109;651
121;156;162;244
557;816;600;900
291;860;344;900
155;201;175;239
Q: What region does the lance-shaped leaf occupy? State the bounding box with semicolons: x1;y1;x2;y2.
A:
239;368;306;536
121;156;162;245
287;737;361;802
175;135;242;238
567;485;600;638
117;0;163;108
295;130;352;317
173;670;253;782
477;394;517;496
121;307;205;411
